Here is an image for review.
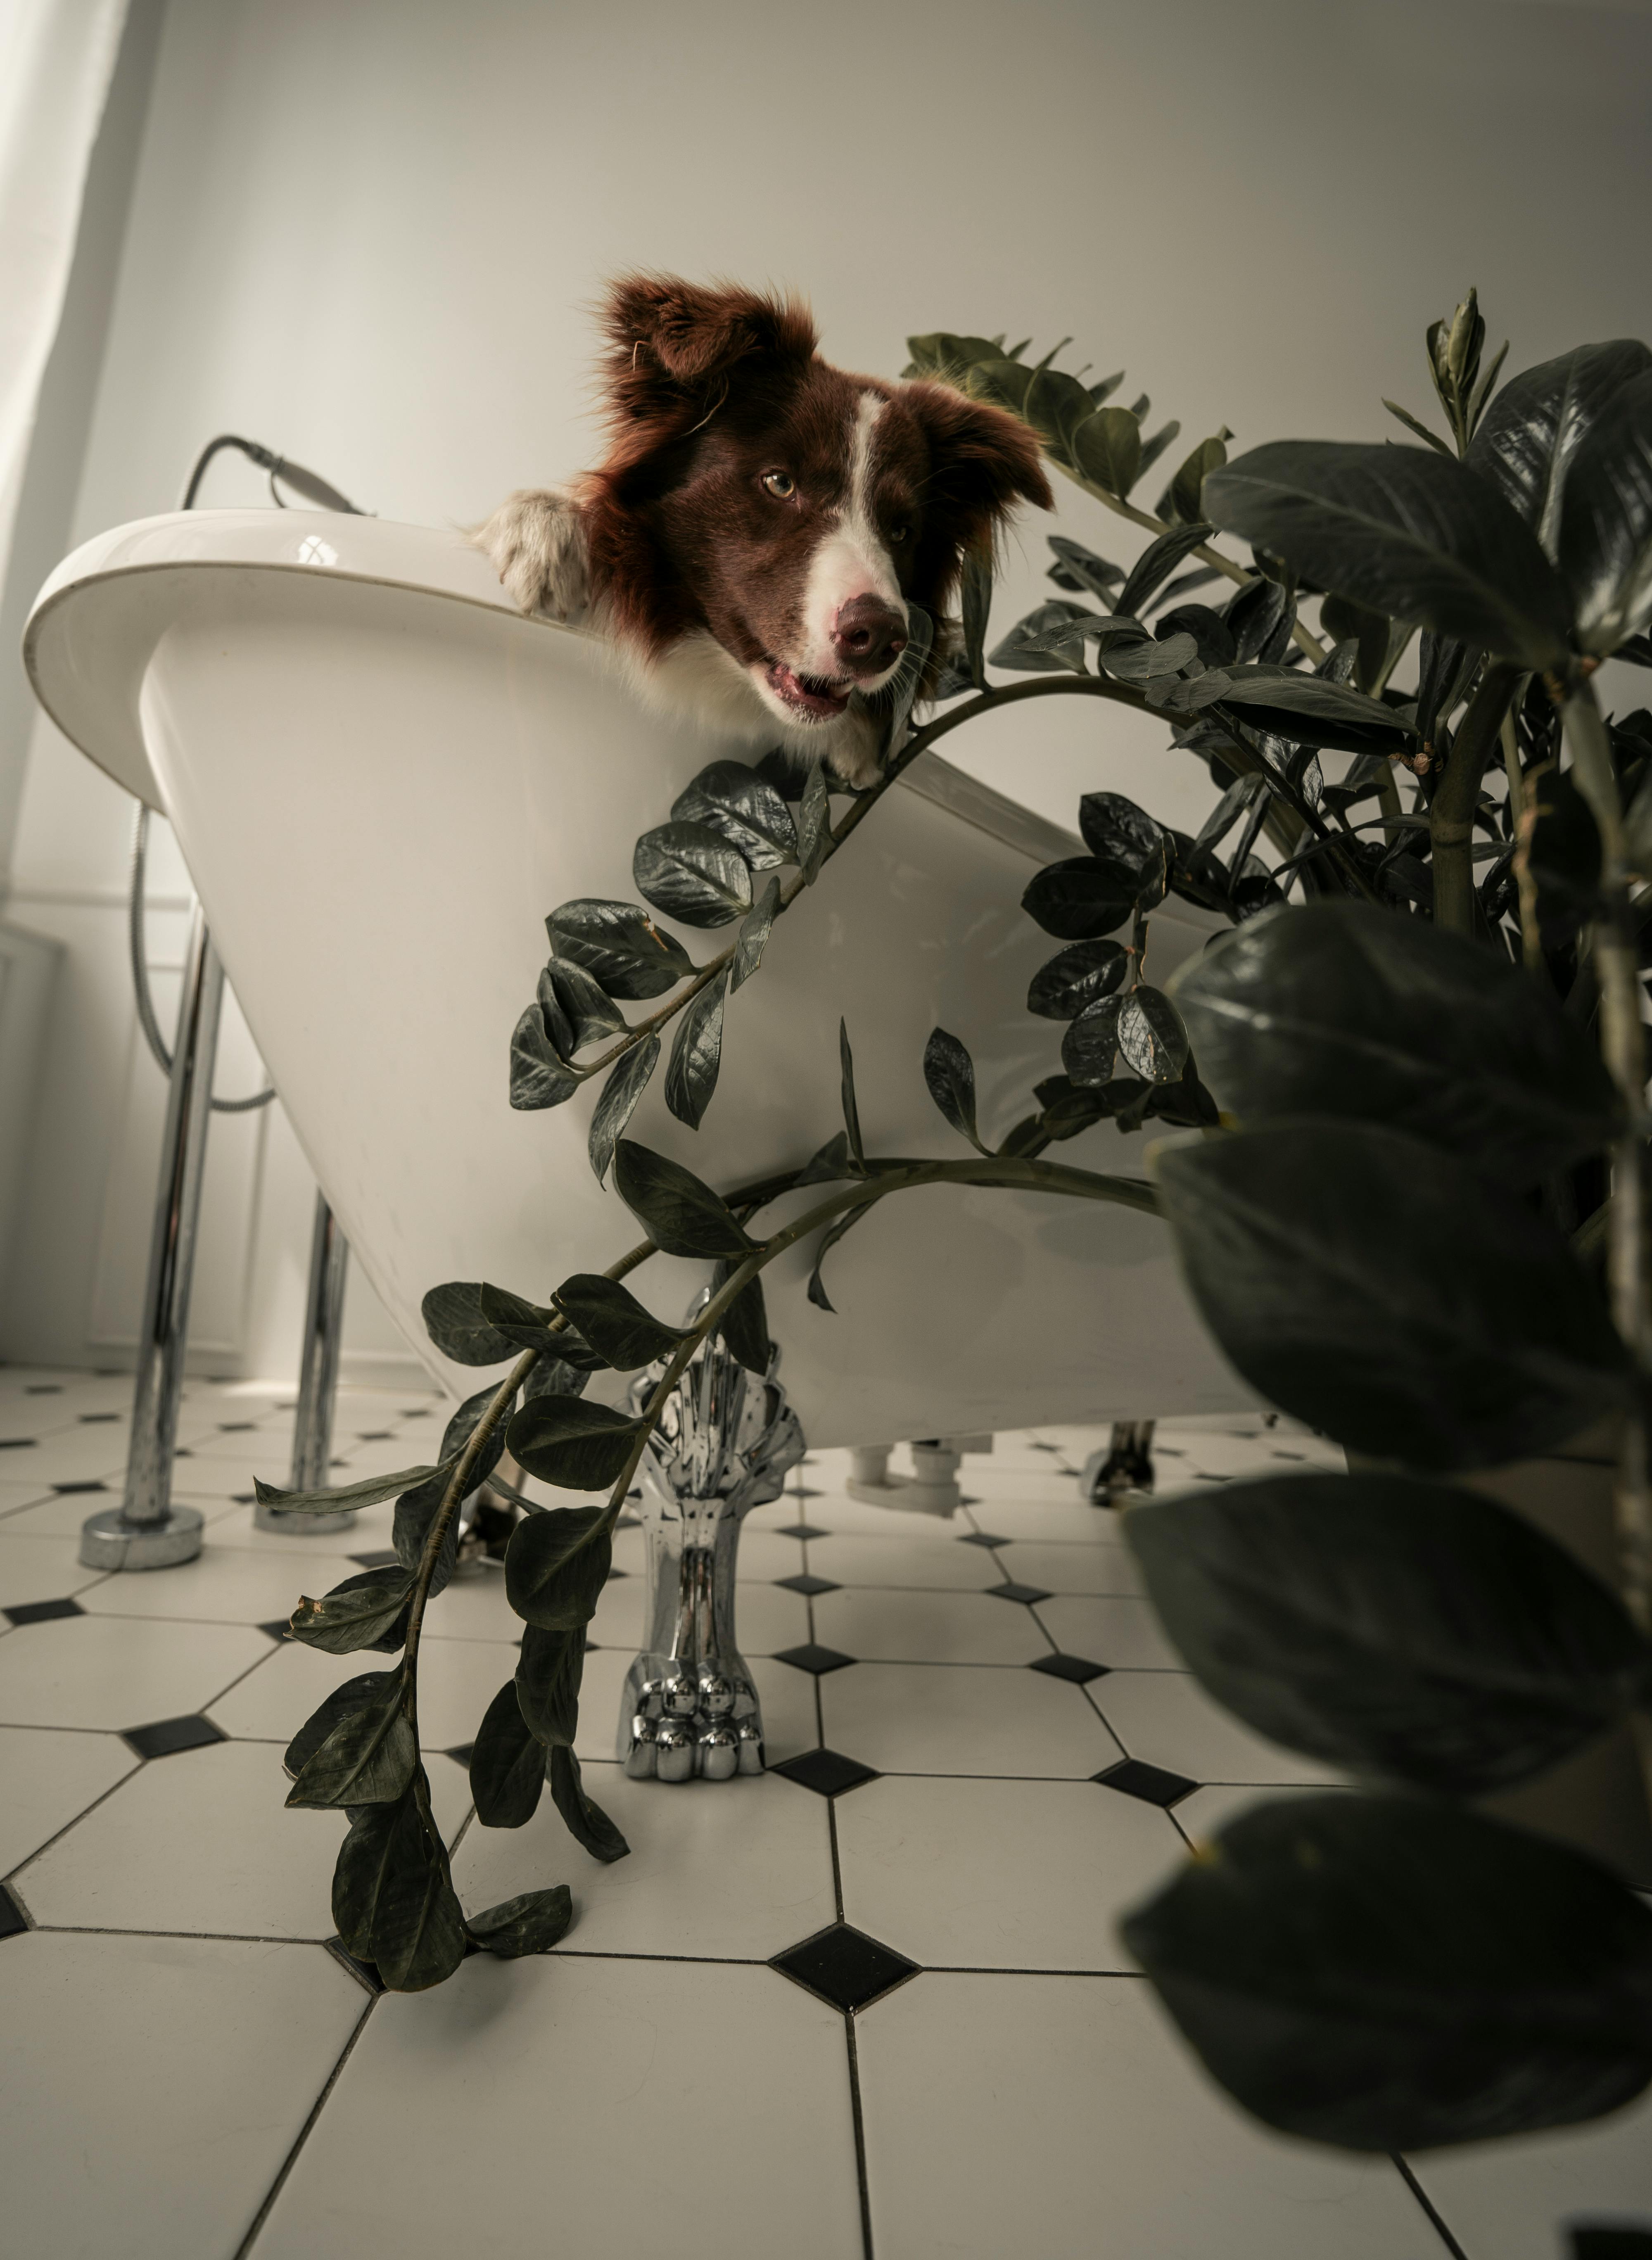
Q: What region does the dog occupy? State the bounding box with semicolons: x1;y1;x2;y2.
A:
473;275;1053;787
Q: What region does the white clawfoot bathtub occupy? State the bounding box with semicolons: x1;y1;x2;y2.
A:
25;510;1247;1443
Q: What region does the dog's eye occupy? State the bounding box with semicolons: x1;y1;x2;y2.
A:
761;470;796;499
889;521;911;544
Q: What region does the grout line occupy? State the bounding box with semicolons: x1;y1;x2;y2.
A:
234;1984;379;2258
844;2010;876;2260
1391;2156;1472;2260
3;1754;149;1889
826;1797;845;1926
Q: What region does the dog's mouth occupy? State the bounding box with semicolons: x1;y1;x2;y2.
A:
763;659;852;722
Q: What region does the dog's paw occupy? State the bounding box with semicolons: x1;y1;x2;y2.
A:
471;486;590;621
825;707;888;791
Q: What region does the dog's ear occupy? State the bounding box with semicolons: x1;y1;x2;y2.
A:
904;382;1055;538
604;275;817;398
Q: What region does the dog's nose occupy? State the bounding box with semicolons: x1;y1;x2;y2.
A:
831;595;907;676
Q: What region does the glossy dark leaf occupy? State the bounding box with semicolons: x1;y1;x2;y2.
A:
805;1201;871;1315
1027;939;1129;1021
290;1565;415;1656
989;599;1092;673
1167;431;1232;526
795;1128;856;1186
545;898;695;1001
961;548;992;690
506;1503;611;1630
1115;524;1214;620
420;1280;520;1367
1116;987;1189;1084
1156;603;1235;669
468;1284;558;1358
961;355;1034;415
1151;1121;1628;1469
286;1666;415;1809
1213;665;1417;757
507;1396;646;1491
1135;419;1182;487
509;1003;579;1111
838;1019;866;1167
731;875;780;992
1034;1074;1112;1142
1414;632;1476;745
1558;368;1652;655
797;763;831;883
1071;406;1142;498
1061;995;1123;1087
468;1885;574;1957
1204;442;1571;670
1190;772;1267;862
1381;398;1454;458
923;1027;987;1153
1169;903;1619;1185
1120;1795;1652;2151
1047;534;1124;599
516;1623;585;1749
588;1036;660;1185
671;761;798;870
1467;339;1652;558
1223;575;1292;665
548;1745;631;1864
283;1671;395;1782
719;1272;771;1375
253;1462;443;1515
544;959;627;1049
392;1467;460;1601
469;1679;546;1828
1078;793;1167;904
332;1780;468;1992
664;968;728;1129
1126;1473;1651;1795
1013;611;1145;658
1024;363;1097;457
1022;857;1135;942
633;821;752;930
551;1275;690;1371
612;1139;755;1258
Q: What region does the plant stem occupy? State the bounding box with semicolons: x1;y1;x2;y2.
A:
1429;662;1518;936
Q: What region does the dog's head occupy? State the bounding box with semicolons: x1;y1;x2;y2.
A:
582;276;1053;735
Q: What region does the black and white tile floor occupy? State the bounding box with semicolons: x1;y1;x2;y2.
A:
1;1363;1649;2257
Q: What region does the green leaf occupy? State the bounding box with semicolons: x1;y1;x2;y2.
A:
806;1201;871;1314
1128;1474;1652;1795
468;1885;574;1957
469;1680;546;1828
1467;339;1652;558
633;821;753;930
551;1274;691;1370
506;1502;612;1630
1150;1121;1629;1470
545;898;695;1000
612;1139;755;1258
839;1019;866;1168
923;1027;987;1153
1169;902;1619;1185
331;1779;468;1992
1032;1074;1111;1142
671;761;798;869
1212;665;1418;757
548;1745;631;1864
1023;363;1097;459
1078;792;1168;905
796;763;831;883
1116;987;1189;1084
507;1396;646;1491
588;1036;659;1185
960;355;1035;415
290;1565;415;1655
1223;576;1292;664
795;1128;855;1186
252;1462;444;1515
1100;632;1199;686
1071;406;1142;498
731;876;780;991
420;1280;521;1367
509;1002;580;1111
1061;996;1123;1087
960;547;992;690
543;959;627;1049
1166;430;1232;526
1047;534;1125;599
286;1665;416;1809
1203;442;1572;670
1135;419;1182;487
718;1271;771;1375
516;1623;585;1748
1557;368;1652;655
1022;857;1135;942
1027;939;1130;1021
1115;524;1214;620
1381;398;1454;458
283;1671;395;1781
664;967;729;1128
467;1284;556;1357
1120;1795;1652;2151
989;599;1093;673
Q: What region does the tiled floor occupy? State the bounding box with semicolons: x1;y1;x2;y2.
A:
1;1366;1649;2258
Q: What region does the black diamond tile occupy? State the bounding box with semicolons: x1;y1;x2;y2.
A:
987;1581;1051;1605
776;1522;829;1542
604;1564;628;1581
232;1492;256;1505
771;1922;917;2012
1193;1473;1232;1484
616;1511;641;1530
771;1747;879;1797
0;1439;38;1450
1031;1440;1059;1453
1030;1652;1108;1685
78;1412;120;1424
258;1619;292;1642
356;1430;394;1441
50;1481;105;1496
172;1448;192;1459
4;1596;85;1626
0;1885;28;1941
325;1935;384;1992
1093;1757;1198;1808
24;1384;62;1395
775;1572;840;1597
774;1642;856;1676
958;1530;1007;1548
350;1549;402;1569
219;1422;256;1433
123;1714;228;1760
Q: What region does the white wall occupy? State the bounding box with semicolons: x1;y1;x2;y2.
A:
2;0;1650;1375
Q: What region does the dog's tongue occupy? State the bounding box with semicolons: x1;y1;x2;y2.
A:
769;661;850;719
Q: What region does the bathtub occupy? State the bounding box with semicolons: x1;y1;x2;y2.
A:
24;510;1247;1444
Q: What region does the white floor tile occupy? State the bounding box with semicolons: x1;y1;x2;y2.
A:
76;1541;350;1628
255;1956;862;2260
196;1498;399;1554
1036;1593;1183;1669
836;1774;1182;1970
0;1532;112;1608
415;1568;521;1642
0;1475;57;1518
1172;1782;1347;1844
1412;2093;1652;2260
964;1496;1127;1543
15;1740;469;1938
995;1536;1145;1595
821;1661;1121;1778
0;1723;138;1875
0;1931;365;2259
802;1530;1003;1590
0;1486;244;1538
451;1759;836;1959
812;1587;1049;1665
1091;1671;1344;1787
0;1612;270;1731
0;1428;128;1484
856;1971;1430;2260
207;1630;520;1754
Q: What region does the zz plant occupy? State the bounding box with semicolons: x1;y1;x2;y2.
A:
256;290;1652;2163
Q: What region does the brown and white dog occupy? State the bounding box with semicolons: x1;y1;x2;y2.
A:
474;276;1053;786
